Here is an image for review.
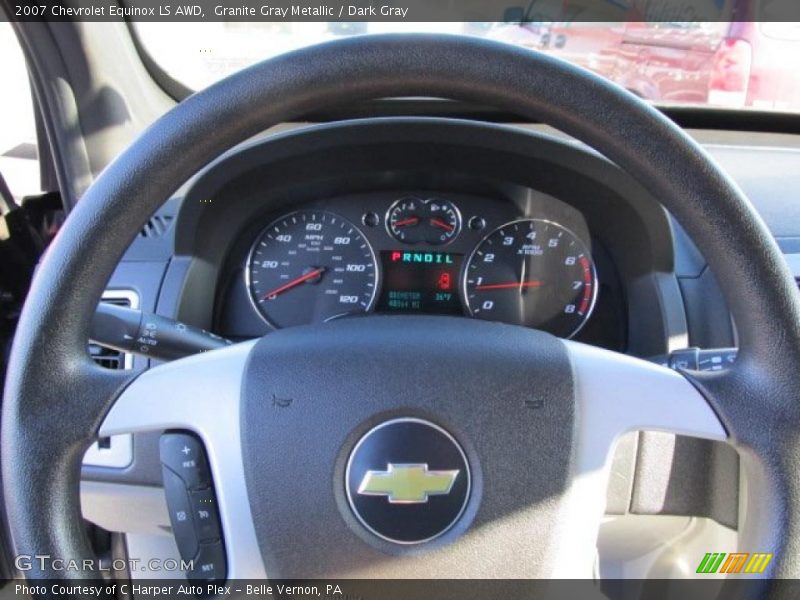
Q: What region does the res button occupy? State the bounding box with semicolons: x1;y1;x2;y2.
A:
160;433;211;490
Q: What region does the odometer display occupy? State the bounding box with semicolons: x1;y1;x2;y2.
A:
247;211;378;328
463;219;597;337
376;250;464;314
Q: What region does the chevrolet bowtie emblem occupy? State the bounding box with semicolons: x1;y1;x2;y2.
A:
357;463;460;503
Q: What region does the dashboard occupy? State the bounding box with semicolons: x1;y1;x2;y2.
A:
151;118;668;356
221;191;598;339
79;115;800;562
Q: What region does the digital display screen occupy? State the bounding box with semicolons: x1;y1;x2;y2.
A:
377;250;464;314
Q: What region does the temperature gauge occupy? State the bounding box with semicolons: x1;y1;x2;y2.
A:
386;197;462;245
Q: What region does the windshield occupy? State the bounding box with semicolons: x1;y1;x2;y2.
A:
135;21;800;112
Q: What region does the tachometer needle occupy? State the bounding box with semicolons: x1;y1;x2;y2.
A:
476;280;543;291
262;267;326;300
393;217;420;228
430;217;455;232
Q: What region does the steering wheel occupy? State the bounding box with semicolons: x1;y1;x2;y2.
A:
4;34;800;590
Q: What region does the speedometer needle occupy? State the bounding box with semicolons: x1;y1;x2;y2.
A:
476;280;543;291
262;267;326;300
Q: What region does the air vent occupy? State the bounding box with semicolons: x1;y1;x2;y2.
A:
89;344;125;370
140;214;174;238
89;292;137;370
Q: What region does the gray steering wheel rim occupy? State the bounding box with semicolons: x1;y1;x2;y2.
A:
4;33;800;584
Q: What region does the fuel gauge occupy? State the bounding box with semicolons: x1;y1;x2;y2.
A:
387;197;461;245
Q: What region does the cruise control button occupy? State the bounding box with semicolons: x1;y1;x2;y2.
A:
190;487;222;542
187;542;226;582
162;466;199;559
160;433;211;490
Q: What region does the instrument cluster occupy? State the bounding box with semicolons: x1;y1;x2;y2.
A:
241;191;597;338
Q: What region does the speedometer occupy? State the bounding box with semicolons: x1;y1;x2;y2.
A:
246;210;378;328
463;219;597;337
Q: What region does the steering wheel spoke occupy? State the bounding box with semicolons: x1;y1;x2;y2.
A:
552;341;728;576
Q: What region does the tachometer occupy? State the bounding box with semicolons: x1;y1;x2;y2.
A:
463;219;597;337
247;211;378;328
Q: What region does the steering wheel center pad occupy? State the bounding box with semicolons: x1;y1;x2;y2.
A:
241;316;573;577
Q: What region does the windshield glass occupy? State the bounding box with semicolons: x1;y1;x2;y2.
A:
135;21;800;112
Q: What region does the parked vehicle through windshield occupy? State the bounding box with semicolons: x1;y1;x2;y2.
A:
135;20;800;111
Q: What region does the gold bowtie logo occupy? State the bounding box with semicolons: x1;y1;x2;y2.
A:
357;463;459;504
